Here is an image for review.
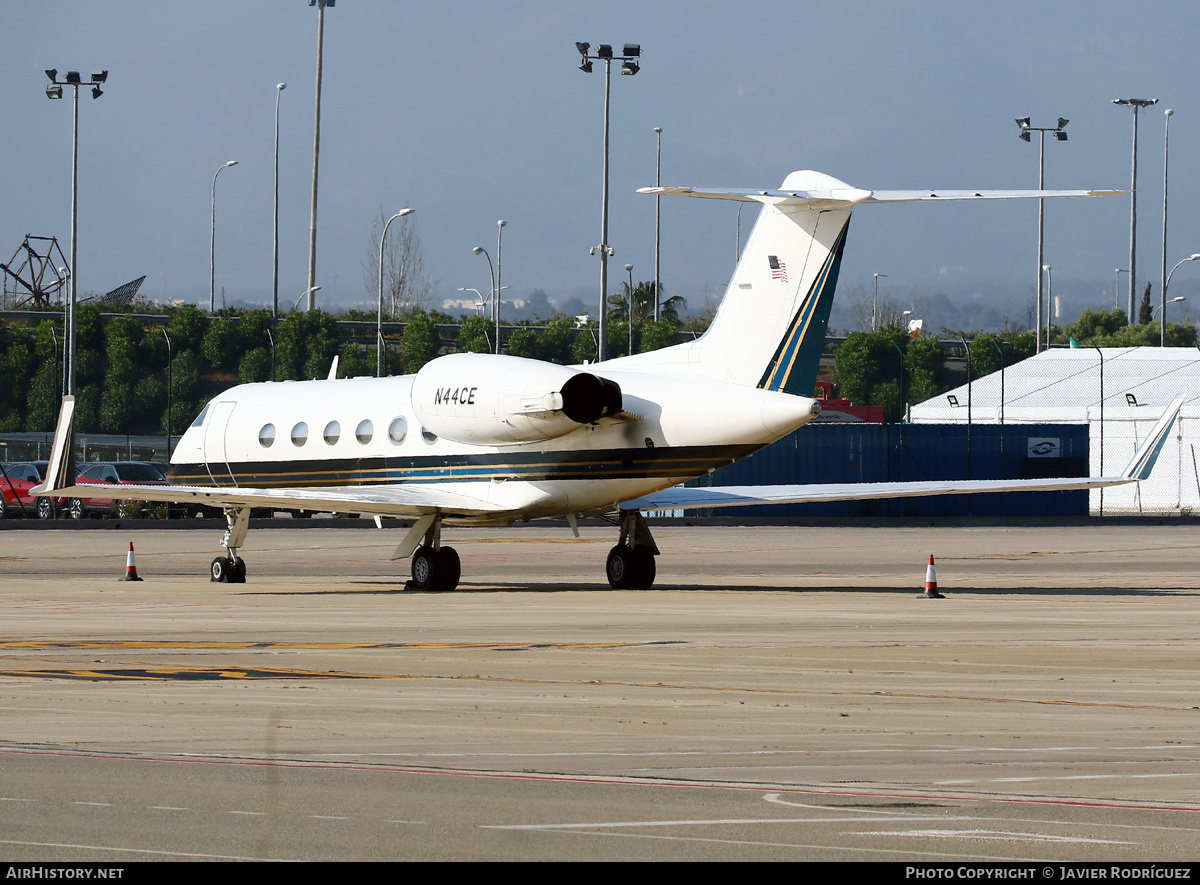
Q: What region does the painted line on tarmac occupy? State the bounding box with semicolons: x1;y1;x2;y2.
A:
0;639;672;651
0;838;286;862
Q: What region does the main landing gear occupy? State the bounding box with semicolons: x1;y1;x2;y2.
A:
605;510;659;590
401;515;460;592
210;506;250;584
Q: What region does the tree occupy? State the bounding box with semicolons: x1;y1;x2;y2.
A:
608;281;686;326
456;316;493;354
1139;283;1153;325
363;206;431;317
400;310;440;372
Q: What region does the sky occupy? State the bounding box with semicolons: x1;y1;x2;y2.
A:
4;1;1200;326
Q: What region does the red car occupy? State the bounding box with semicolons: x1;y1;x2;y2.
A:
63;461;170;519
0;463;42;518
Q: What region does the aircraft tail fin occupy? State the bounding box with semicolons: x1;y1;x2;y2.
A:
626;172;1118;396
36;396;76;495
1121;394;1185;481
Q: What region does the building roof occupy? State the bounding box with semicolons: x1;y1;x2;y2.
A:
909;346;1200;424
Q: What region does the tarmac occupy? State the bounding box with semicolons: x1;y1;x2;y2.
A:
1;521;1198;861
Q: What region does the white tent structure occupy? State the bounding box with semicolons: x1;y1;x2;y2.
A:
910;347;1200;516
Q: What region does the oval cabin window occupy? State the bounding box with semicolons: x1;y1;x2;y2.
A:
388;416;407;444
324;421;341;445
259;424;276;448
356;419;373;444
291;422;309;446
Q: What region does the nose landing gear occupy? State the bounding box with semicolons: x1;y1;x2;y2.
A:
606;510;659;590
210;506;251;583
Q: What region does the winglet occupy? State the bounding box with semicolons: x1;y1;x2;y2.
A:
1122;394;1185;481
36;396;77;495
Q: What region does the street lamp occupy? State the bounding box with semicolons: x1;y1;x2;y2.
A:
1152;296;1185;321
873;273;887;331
576;40;642;361
210;160;238;314
377;208;414;377
1042;264;1053;345
472;246;497;352
653;126;662;321
1161;108;1174;346
1015;115;1069;352
293;285;320;312
1115;268;1129;310
1162;253;1200;337
625;263;634;356
307;0;335;312
1113;98;1159;325
273;82;287;320
44;67;108;396
495;220;507;355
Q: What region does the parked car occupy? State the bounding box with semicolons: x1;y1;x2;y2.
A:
63;461;170;519
0;462;41;518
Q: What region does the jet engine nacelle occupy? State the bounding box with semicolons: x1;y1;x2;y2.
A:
410;353;623;446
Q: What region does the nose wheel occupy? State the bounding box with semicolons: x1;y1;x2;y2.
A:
210;506;251;583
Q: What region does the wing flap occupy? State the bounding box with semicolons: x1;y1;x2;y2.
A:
39;482;509;519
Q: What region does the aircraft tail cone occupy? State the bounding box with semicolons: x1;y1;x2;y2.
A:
122;542;143;582
922;554;942;599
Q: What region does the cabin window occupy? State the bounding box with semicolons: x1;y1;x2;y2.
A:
421;426;437;444
356;419;374;444
388;416;407;444
323;421;341;445
259;424;276;448
291;422;309;446
190;404;210;428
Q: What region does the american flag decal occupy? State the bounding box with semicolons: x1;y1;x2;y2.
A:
768;255;788;283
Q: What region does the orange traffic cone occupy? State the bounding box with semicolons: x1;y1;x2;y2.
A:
122;542;143;582
922;554;942;598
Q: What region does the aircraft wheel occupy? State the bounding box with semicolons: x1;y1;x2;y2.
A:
606;545;634;589
68;498;85;520
410;545;442;591
229;557;247;584
210;556;230;583
37;497;56;520
630;548;656;590
436;546;461;592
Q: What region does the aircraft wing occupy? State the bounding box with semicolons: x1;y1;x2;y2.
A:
36;480;510;519
622;395;1183;513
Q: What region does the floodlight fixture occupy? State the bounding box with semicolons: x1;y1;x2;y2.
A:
578;60;593;73
90;70;107;83
623;44;640;57
596;44;613;58
45;69;57;82
1113;97;1158;108
947;395;959;407
576;42;590;55
621;60;639;75
91;86;102;100
64;71;81;84
46;84;63;100
1125;393;1138;406
1014;115;1070;352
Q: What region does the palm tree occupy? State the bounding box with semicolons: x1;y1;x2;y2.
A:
607;281;687;326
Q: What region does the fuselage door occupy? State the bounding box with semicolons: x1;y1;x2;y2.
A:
202;401;238;487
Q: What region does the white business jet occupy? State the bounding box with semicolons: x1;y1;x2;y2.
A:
35;170;1179;590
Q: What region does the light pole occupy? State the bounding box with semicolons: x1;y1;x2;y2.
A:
378;208;414;376
472;246;497;351
625;263;634;356
1163;253;1200;339
458;288;485;316
1161;108;1174;346
576;41;641;362
495;220;507;355
307;0;335;312
1042;264;1053;345
1115;268;1129;310
653;126;662;321
1153;296;1186;322
1113;98;1159;325
162;327;172;460
44;68;107;396
873;273;887;331
210;161;238;314
273;82;286;320
1015;116;1068;352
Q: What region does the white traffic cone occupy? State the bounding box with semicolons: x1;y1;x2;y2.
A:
922;554;942;598
122;542;143;582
